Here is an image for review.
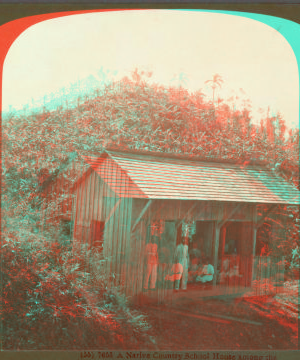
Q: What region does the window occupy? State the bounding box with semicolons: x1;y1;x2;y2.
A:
90;220;105;252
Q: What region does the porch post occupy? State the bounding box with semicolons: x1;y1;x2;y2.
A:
213;224;220;286
131;199;152;233
213;203;242;286
220;226;227;257
251;205;258;284
251;227;258;281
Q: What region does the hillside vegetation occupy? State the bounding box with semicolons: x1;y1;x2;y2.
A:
3;73;299;251
1;72;299;348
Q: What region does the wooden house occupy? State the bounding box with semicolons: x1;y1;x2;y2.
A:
41;148;300;299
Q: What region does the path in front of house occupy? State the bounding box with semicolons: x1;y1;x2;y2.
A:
133;285;297;351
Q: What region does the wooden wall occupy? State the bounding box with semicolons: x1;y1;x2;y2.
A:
131;199;253;222
41;159;264;298
70;167;258;297
127;219;148;297
72;166;132;289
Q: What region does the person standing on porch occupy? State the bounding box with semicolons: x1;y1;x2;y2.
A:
174;237;189;290
165;255;183;290
143;235;158;290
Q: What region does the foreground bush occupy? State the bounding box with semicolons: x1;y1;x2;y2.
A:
1;233;156;350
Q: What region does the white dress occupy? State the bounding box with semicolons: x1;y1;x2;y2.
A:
175;244;189;289
144;243;158;289
196;264;214;283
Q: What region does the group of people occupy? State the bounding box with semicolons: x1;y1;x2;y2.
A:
143;235;214;291
219;257;241;284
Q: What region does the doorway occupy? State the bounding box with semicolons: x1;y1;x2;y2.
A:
193;221;215;258
223;222;241;256
146;220;177;263
220;221;254;287
222;221;253;257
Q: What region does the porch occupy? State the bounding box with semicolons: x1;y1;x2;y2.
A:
132;255;286;305
133;284;251;306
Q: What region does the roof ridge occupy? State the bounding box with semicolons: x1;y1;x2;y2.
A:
77;148;299;205
103;146;269;167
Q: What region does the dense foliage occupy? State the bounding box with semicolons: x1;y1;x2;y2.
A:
1;233;155;350
3;72;299;246
2;70;299;348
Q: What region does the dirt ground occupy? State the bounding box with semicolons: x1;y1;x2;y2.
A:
134;293;298;351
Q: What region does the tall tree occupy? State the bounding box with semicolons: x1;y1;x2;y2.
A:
205;73;224;106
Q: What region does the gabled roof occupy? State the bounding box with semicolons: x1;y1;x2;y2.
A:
81;149;300;205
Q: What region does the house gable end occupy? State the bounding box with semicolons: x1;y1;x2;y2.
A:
82;155;147;198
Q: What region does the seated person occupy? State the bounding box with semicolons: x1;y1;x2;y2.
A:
165;256;183;290
188;257;201;283
196;257;214;283
228;264;240;278
220;258;241;284
219;258;230;284
228;263;242;283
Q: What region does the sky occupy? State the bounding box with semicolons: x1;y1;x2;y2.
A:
3;10;299;128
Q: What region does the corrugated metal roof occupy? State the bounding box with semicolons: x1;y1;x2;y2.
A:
82;150;300;205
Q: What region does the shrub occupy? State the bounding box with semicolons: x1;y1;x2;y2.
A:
1;231;155;350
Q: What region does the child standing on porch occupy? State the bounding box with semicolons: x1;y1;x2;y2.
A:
165;255;183;290
143;235;159;290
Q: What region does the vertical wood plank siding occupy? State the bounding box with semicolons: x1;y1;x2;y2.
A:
39;152;294;301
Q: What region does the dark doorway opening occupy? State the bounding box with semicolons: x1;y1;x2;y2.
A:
223;222;242;256
219;221;254;287
146;221;177;264
90;220;105;253
195;221;215;258
222;221;253;257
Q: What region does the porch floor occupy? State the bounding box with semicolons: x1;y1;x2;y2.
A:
132;284;254;306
